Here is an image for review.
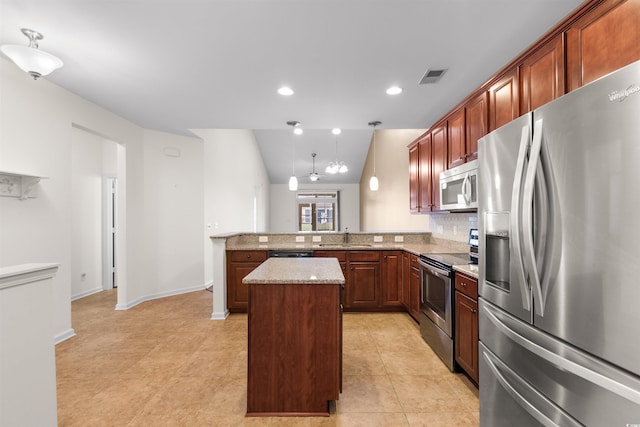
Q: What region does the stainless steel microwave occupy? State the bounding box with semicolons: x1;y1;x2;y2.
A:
439;159;478;211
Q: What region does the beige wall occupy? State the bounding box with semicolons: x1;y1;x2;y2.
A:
359;129;428;231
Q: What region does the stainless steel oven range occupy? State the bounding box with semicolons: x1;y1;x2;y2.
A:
418;252;469;371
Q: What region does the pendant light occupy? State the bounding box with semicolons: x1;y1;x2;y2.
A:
368;121;381;191
286;121;301;191
0;29;63;80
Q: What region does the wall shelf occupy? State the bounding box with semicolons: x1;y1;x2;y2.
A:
0;171;47;200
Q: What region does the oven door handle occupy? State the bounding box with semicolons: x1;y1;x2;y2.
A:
418;258;451;278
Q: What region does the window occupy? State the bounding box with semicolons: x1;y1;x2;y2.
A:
296;191;338;232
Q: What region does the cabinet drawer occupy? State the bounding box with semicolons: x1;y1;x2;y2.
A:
227;250;268;262
410;254;419;268
455;272;478;299
314;250;347;262
348;251;381;262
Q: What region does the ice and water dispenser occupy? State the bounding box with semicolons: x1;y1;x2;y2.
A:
484;212;510;291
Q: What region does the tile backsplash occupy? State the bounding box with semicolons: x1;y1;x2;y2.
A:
428;212;478;243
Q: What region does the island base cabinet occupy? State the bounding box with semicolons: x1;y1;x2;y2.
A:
247;283;341;416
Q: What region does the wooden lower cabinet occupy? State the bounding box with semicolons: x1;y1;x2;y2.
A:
226;250;268;312
454;272;479;384
228;249;417;316
382;251;403;307
247;282;341;416
348;251;381;308
402;252;421;322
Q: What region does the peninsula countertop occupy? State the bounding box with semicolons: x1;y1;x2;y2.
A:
242;258;345;285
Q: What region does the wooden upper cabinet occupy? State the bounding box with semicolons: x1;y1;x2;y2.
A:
520;34;565;113
409;143;420;213
430;124;447;212
567;0;640;92
447;109;466;169
418;134;432;212
489;68;519;131
464;92;487;163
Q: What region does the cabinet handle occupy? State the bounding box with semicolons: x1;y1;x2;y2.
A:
460;282;467;287
247;255;251;259
471;309;477;314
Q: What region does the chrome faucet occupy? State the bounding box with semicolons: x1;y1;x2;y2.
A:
344;227;349;244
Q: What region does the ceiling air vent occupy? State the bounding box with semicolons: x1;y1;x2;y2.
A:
419;68;448;85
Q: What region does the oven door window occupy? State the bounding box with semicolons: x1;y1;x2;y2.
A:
425;273;447;319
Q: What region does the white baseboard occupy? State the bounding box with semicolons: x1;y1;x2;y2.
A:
71;286;103;301
211;310;229;320
54;328;76;345
115;284;206;311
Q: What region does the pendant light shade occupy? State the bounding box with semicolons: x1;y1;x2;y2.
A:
1;29;63;80
369;175;379;191
368;121;381;191
289;175;299;191
286;120;301;191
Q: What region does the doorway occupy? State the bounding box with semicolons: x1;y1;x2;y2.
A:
103;176;117;289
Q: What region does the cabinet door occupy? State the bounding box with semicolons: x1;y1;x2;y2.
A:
347;261;380;308
447;108;466;169
430;125;447;211
566;0;640;92
227;261;263;310
418;134;432;212
489;69;519;131
410;265;421;322
382;251;403;307
402;252;411;310
455;291;479;383
409;143;420;213
465;92;487;164
520;34;565;113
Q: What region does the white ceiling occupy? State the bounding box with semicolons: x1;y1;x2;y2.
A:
0;0;584;184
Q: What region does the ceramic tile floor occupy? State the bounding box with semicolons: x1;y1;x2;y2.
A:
56;289;479;426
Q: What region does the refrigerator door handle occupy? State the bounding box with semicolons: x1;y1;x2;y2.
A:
481;347;582;427
510;124;532;312
484;301;640;406
522;118;545;316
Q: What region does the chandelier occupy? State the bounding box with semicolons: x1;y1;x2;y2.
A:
325;128;348;174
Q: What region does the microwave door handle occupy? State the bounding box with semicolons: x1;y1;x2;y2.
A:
511;124;532;313
462;173;471;204
522;118;544;316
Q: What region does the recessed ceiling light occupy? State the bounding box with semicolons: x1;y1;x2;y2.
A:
386;86;403;95
332;128;341;135
278;86;294;96
294;128;303;135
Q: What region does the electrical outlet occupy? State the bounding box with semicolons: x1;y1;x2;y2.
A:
373;235;383;243
312;236;321;242
394;235;404;242
296;236;305;242
259;236;268;243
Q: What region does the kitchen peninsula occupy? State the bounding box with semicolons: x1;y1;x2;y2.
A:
243;257;345;417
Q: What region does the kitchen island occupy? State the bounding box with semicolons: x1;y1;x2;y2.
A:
243;257;345;417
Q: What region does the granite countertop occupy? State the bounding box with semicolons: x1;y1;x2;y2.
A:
453;263;479;279
243;258;346;285
226;242;466;257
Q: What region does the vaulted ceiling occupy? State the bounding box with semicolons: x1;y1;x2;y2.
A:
1;0;584;184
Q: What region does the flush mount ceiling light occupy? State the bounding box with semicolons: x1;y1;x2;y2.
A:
368;120;381;191
326;128;348;174
386;86;403;95
286;121;301;191
278;86;294;96
0;28;63;80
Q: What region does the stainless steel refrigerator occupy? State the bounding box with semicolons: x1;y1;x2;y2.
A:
478;60;640;426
